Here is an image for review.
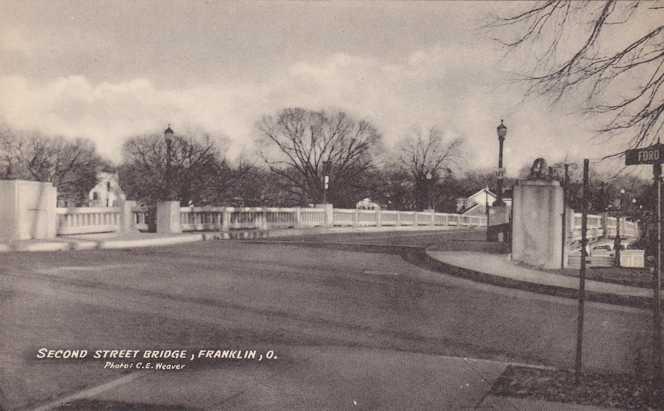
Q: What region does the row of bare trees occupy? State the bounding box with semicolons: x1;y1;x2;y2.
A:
116;108;467;209
0;125;109;205
0;108;468;210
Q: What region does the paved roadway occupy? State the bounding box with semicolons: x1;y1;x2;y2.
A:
0;230;651;410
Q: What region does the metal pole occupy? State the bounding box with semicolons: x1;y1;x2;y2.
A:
616;214;621;267
166;138;172;200
486;189;490;239
575;159;589;383
654;163;662;387
561;164;569;269
428;177;432;210
497;138;504;205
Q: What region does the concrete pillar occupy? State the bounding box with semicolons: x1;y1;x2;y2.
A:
315;203;333;227
353;209;359;227
294;207;302;228
396;211;401;226
118;197;137;233
423;209;435;225
488;205;509;242
157;201;181;234
0;180;57;241
511;179;564;269
376;209;382;227
222;207;231;231
259;207;269;230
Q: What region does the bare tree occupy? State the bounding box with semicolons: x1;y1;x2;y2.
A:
0;125;104;205
257;108;382;205
119;131;223;205
398;126;464;209
492;0;664;151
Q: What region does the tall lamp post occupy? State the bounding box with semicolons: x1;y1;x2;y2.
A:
615;188;625;267
425;171;433;210
322;160;331;204
494;120;507;206
164;124;174;201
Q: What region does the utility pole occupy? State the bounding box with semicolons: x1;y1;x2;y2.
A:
654;162;662;387
561;163;572;269
485;188;490;237
575;159;589;383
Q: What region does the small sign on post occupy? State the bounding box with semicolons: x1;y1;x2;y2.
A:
496;167;505;178
625;144;664;165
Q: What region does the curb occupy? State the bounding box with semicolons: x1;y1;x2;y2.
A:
0;227;477;253
1;233;210;253
245;239;651;309
415;250;650;309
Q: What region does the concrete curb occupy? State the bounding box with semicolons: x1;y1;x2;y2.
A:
245;239;650;309
0;233;210;253
0;226;476;253
416;250;649;309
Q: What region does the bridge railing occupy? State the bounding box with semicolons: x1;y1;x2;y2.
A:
570;212;639;242
56;207;121;235
178;206;486;232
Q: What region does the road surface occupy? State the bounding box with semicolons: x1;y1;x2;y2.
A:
0;230;651;410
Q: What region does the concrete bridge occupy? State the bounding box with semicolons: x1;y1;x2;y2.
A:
0;178;487;242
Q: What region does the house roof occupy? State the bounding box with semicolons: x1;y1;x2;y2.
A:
461;202;481;215
467;187;496;199
467;187;512;201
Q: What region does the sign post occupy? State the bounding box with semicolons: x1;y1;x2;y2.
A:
655;163;662;387
575;159;589;383
625;144;663;388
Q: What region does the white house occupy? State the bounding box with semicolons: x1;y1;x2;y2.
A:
356;197;381;210
88;172;125;207
457;187;512;216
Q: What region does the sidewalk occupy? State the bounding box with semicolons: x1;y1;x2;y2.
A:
0;225;469;253
28;345;617;411
426;250;652;307
0;232;215;252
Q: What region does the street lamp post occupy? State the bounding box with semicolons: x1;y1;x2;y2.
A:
322;160;330;204
425;171;433;210
164;124;174;201
485;187;491;237
615;188;625;267
494;120;507;206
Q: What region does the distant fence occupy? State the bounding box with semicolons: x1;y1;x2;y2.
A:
569;212;639;242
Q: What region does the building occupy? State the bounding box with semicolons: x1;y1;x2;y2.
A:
88;172;125;207
457;187;512;216
356;198;381;210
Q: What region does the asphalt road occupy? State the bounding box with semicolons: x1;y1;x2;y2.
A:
0;230;653;410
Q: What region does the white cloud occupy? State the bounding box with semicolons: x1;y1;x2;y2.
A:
0;28;32;55
0;44;625;174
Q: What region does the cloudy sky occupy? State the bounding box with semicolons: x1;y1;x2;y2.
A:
0;1;641;175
